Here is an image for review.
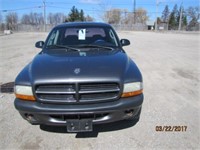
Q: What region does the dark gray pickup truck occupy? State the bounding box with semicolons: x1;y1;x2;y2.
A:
14;22;143;132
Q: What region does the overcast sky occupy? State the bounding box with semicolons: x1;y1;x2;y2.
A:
0;0;199;21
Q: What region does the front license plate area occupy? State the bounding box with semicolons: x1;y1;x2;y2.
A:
67;119;93;132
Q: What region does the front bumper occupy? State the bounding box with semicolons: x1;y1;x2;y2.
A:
14;94;143;126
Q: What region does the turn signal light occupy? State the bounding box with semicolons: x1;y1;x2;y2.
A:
121;89;143;98
15;94;36;101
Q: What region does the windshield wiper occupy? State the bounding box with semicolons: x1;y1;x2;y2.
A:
77;44;114;51
47;45;80;52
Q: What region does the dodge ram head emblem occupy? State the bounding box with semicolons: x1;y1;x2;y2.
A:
74;68;80;74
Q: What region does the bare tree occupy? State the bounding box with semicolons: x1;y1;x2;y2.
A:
21;12;44;25
0;13;2;23
48;13;53;24
120;9;129;24
134;8;149;24
32;12;44;25
6;12;18;30
187;6;199;30
48;13;65;25
102;8;148;25
98;1;112;22
0;13;5;31
21;14;30;24
120;8;149;25
124;13;134;25
104;9;122;24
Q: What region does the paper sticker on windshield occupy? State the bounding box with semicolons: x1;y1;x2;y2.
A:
78;29;86;40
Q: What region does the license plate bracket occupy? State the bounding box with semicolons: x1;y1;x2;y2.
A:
67;119;93;132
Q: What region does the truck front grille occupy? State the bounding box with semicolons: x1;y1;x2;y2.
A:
35;83;120;104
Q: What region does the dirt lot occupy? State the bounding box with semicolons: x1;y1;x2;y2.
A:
0;31;199;149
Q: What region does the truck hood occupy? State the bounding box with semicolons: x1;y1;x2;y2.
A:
29;50;129;84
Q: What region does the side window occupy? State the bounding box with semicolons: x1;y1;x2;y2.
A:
47;30;59;46
109;29;118;46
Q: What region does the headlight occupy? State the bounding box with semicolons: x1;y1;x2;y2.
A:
121;82;143;98
15;85;35;101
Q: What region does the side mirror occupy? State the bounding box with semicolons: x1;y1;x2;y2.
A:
120;39;130;47
35;41;44;48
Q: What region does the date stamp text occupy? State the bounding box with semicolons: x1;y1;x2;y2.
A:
155;126;187;132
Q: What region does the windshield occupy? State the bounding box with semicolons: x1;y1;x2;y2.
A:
45;26;119;49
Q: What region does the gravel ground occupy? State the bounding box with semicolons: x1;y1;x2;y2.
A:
0;31;199;150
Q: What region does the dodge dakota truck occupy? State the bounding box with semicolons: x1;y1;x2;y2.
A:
14;22;143;132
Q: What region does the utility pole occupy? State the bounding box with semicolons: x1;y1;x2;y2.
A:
43;0;46;32
178;1;183;31
155;0;158;31
133;0;136;24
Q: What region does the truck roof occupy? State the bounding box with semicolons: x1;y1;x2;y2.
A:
54;22;112;28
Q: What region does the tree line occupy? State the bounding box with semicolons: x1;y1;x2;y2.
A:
102;8;148;25
102;5;199;31
0;5;199;31
0;6;94;31
159;5;199;30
